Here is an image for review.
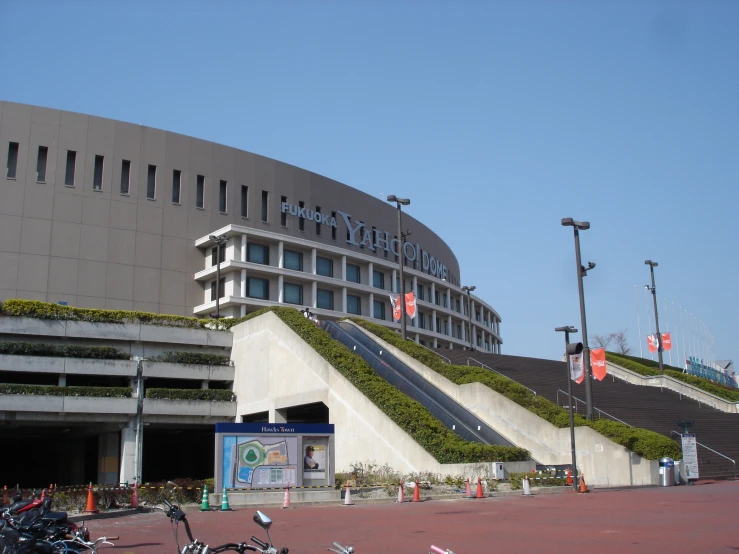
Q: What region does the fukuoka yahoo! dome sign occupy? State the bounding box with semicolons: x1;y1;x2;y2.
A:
280;201;449;280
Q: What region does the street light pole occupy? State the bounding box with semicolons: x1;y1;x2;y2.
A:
209;234;228;319
555;325;581;491
561;218;596;420
462;285;476;350
645;260;664;372
387;195;410;340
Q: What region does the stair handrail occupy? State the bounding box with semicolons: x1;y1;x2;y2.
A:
417;342;451;364
556;389;632;426
468;357;537;396
669;430;736;468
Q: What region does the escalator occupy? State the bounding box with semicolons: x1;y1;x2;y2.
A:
321;320;513;446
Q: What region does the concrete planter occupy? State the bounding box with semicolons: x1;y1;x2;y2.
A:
144;398;237;417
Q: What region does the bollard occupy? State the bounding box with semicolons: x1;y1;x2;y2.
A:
475;477;484;499
396;481;405;503
522;476;532;497
343;482;354;506
412;480;421;503
199;484;210;511
282;483;291;509
220;487;232;511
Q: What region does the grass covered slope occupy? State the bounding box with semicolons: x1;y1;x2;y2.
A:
227;307;529;463
350;318;682;461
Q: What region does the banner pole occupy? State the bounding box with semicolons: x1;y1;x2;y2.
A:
635;285;643;359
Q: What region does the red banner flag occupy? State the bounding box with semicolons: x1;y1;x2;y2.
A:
570;354;585;384
647;334;659;353
389;293;402;321
661;332;672;351
404;292;416;319
590;348;607;381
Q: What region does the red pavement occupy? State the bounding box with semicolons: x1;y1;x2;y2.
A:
87;482;739;553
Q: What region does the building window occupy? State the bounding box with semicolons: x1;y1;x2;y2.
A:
247;277;269;300
93;155;104;191
455;299;460;313
247;243;269;265
347;294;361;315
36;146;48;182
346;263;360;283
315;206;321;235
172;169;181;203
419;312;426;330
241;185;248;217
418;285;424;301
317;289;334;310
64;150;76;186
436;317;441;334
444;321;450;336
457;325;462;339
6;142;19;179
373;300;385;320
210;277;225;301
435;290;441;306
283;283;303;305
316;257;333;277
261;190;269;222
298;201;305;232
373;270;384;290
147;164;157;199
120;160;131;195
280;196;287;226
211;245;226;266
283;250;303;271
331;211;337;240
196;175;205;209
219;180;227;213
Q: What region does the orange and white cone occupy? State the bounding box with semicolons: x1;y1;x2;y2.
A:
412;480;421;503
282;483;291;509
83;483;98;514
475;477;484;499
131;482;139;508
578;474;589;494
343;482;354;506
566;468;573;486
396;481;405;503
464;478;472;499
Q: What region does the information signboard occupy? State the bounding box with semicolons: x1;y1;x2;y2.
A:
681;433;699;480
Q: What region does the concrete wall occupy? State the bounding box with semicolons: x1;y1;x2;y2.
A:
347;322;659;487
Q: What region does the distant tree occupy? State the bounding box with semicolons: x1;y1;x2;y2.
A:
610;329;632;355
592;334;613;349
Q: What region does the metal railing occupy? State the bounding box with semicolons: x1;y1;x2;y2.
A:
556;389;632;426
417;342;451;364
670;430;736;478
467;357;537;395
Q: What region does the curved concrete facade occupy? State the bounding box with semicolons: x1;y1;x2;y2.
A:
0;101;501;351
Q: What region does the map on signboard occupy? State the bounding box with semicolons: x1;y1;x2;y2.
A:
236;439;288;483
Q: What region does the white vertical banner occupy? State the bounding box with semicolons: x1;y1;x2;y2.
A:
680;434;699;480
570;353;584;384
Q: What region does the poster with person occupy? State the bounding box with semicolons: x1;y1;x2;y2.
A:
303;440;327;480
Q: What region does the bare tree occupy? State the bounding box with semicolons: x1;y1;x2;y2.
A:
592;334;613;349
609;329;632;355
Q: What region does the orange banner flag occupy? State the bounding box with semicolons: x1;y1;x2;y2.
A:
404;292;416;319
661;333;672;351
590;348;607;381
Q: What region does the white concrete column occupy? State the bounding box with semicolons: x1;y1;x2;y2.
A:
58;374;66;386
278;241;284;268
119;421;136;484
341;255;347;280
278;275;284;302
432;309;437;333
270;408;288;423
201;380;209;389
240;269;247;298
368;262;373;286
431;282;436;306
433;338;438;348
446;288;451;310
415;333;420;343
312;281;318;308
241;234;247;262
311;248;317;274
412;275;418;297
391;269;397;292
342;287;347;312
447;314;452;337
369;292;374;317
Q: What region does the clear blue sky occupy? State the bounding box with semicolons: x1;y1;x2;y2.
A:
1;0;737;364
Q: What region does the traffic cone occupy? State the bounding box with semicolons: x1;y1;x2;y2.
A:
522;476;532;496
578;474;589;494
475;477;484;499
199;484;210;511
131;482;139;508
566;468;572;486
463;478;472;499
343;482;354;506
220;487;232;511
412;480;421;502
282;484;291;509
396;481;405;503
83;483;98;514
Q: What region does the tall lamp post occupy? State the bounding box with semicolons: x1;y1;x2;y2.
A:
462;285;476;350
209;234;228;319
387;195;410;340
561;217;596;420
645;260;664;372
555;326;582;491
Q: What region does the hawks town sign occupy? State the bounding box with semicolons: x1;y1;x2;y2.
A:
280;202;448;280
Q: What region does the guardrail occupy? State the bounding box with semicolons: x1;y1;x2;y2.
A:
555;389;632;426
467;357;537;396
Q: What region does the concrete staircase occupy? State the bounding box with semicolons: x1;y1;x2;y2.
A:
437;349;739;480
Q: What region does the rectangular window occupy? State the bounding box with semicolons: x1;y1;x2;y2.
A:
457;325;462;339
373;270;385;290
196;175;205;208
93;155;104;191
36;146;48;182
241;185;248;217
347;294;361;315
6;142;18;179
172;169;181;203
419;312;426;330
146;164;157;199
373;300;385;320
280;196;287;226
331;211;337;240
283;283;303;305
219;180;227;213
247;243;269;265
345;263;360;283
211;245;226;266
436;317;441;334
418;285;424;301
283;250;303;271
210;277;226;301
455;299;460;312
247;277;269;300
317;289;334;310
395;277;400;293
444;321;450;336
315;206;321;235
298;201;305;232
261;190;269;222
316;256;333;277
435;290;441;306
120;160;131;195
64;150;76;186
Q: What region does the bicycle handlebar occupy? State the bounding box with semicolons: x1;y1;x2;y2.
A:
250;536;268;549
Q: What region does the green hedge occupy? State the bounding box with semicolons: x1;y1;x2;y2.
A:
145;388;236;401
0;384;132;398
150;351;231;366
0;299;215;330
607;353;739;402
230;307;529;463
606;352;685;373
0;341;130;360
350;319;682;461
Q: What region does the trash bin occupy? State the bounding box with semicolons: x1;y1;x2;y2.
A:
659;457;675;487
673;461;681;485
